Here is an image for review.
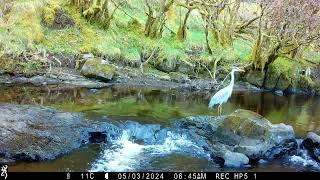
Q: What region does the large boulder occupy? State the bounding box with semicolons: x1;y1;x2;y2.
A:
0;104;120;163
174;109;297;166
81;58;116;81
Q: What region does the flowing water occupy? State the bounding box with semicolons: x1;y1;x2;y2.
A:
1;85;320;172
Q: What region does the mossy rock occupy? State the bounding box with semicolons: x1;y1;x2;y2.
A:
264;67;280;90
176;59;194;74
275;74;292;91
105;47;122;62
144;67;171;81
43;1;74;29
245;70;265;88
169;72;190;83
297;75;315;90
154;57;178;73
81;58;116;81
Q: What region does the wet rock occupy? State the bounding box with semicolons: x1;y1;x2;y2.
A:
275;90;283;96
223;151;249;167
88;132;107;143
121;121;167;145
81;58;116;81
0;104;115;163
302;132;320;162
174;109;297;166
0;68;110;89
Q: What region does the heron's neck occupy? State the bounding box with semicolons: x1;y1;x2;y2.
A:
229;70;235;88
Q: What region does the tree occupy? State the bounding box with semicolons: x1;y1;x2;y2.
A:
196;0;241;50
70;0;127;29
251;0;320;71
144;0;174;38
176;0;196;40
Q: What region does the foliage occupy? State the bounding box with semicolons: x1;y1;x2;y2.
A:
251;0;320;70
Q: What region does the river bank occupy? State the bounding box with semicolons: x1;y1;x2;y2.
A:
1;58;318;97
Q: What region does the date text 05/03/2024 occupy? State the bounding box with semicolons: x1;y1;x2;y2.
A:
113;172;253;180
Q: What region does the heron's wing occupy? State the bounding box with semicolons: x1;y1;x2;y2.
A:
208;87;230;108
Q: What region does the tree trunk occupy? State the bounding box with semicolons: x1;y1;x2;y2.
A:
144;0;174;38
205;22;212;54
177;8;192;41
145;15;162;38
221;0;240;47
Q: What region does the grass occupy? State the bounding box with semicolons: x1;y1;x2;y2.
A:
0;0;318;81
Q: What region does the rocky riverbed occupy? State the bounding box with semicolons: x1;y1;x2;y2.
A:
1;103;319;170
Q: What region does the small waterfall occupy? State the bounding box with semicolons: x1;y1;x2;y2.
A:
89;122;210;172
288;139;320;171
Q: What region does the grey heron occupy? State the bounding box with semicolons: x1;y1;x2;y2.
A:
208;67;245;115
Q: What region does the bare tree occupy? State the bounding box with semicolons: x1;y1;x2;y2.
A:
144;0;174;38
70;0;127;29
176;0;196;40
251;0;320;71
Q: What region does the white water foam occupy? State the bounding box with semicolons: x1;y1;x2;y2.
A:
288;149;320;170
89;130;209;172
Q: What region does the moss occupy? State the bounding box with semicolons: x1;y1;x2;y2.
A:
0;55;46;77
270;57;299;78
42;0;60;27
122;48;141;67
104;47;122;61
127;18;143;33
144;66;171;80
81;58;116;80
78;27;99;54
1;0;45;53
297;75;315;90
264;57;300;90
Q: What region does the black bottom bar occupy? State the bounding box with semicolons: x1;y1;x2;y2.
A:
3;172;320;180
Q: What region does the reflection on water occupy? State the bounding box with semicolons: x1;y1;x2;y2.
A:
0;85;319;137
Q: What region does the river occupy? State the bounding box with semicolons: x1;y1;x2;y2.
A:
1;85;319;172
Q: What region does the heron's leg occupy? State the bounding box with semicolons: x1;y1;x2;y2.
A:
218;104;221;116
220;105;222;116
